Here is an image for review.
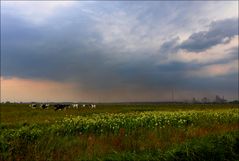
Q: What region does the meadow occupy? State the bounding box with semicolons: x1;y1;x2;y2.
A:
0;103;239;161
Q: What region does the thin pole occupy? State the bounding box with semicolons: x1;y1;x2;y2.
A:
172;88;174;102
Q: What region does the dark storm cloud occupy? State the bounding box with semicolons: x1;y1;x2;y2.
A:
2;15;237;92
180;18;238;52
158;18;238;55
1;12;101;80
1;2;238;101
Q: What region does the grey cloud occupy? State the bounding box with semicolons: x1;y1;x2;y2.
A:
1;4;238;101
158;37;180;55
158;18;238;54
180;18;238;52
226;46;238;58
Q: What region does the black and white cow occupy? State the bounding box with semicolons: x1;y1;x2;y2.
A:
72;104;79;108
90;104;96;108
54;104;69;111
40;104;49;109
29;104;37;109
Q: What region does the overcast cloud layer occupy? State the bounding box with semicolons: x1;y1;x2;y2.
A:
1;1;238;102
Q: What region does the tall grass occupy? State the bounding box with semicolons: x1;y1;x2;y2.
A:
1;125;238;161
0;103;238;160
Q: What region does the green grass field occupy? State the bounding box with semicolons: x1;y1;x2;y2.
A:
0;103;239;161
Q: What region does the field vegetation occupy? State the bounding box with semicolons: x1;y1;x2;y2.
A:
0;103;238;161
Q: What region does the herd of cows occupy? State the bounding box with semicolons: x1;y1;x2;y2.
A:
29;103;96;111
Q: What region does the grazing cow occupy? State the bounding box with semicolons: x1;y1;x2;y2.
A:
40;104;48;109
73;104;79;108
54;104;69;111
72;104;79;108
82;104;86;107
91;104;96;108
88;104;96;109
29;104;37;109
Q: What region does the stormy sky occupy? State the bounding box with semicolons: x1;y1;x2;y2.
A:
1;1;238;102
